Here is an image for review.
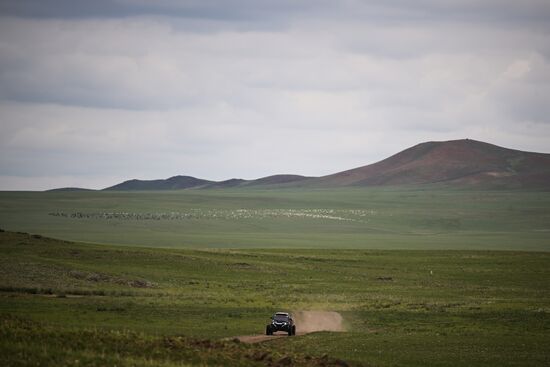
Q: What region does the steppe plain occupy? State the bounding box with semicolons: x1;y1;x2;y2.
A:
1;187;549;366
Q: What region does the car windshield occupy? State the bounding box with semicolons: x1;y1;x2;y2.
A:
273;315;289;321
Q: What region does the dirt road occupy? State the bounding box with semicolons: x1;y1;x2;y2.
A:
233;311;344;344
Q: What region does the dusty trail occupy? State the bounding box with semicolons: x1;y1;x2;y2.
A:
233;311;344;344
235;333;288;344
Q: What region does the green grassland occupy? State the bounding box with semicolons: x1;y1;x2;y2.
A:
1;231;549;366
0;188;549;250
1;188;549;365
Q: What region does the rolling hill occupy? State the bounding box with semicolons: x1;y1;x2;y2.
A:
243;174;312;186
102;174;311;191
46;187;95;192
86;139;550;191
310;139;550;188
103;175;213;191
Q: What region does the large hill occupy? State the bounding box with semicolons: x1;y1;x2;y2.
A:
309;139;550;189
98;139;550;191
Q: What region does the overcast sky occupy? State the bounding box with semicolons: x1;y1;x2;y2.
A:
1;0;549;190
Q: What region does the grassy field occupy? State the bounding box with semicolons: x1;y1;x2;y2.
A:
0;188;549;250
1;231;549;366
1;188;549;365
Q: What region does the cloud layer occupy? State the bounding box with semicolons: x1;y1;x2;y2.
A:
1;1;549;189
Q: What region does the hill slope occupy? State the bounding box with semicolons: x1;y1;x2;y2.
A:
201;178;248;189
309;139;550;189
103;175;213;191
243;174;312;187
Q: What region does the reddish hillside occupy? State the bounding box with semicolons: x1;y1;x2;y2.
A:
311;139;550;188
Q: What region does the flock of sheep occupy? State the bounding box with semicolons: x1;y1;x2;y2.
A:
48;208;377;222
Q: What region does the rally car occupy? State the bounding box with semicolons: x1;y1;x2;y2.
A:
266;312;296;336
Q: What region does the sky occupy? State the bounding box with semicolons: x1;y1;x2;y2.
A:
1;0;549;190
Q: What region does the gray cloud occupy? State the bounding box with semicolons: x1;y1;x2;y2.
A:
0;1;549;190
3;1;549;23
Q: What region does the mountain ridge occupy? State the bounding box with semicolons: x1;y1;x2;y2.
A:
58;139;549;191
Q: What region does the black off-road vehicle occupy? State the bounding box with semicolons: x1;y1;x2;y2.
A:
266;312;296;336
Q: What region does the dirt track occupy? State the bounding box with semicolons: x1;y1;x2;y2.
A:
235;332;289;344
233;311;344;344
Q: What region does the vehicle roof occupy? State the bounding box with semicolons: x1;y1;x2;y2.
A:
274;312;290;316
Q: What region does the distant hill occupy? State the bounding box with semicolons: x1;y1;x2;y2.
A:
62;139;549;191
308;139;550;189
201;175;312;189
101;174;312;191
103;175;213;191
243;174;312;187
46;187;95;192
202;178;248;189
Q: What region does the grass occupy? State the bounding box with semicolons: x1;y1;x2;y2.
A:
0;187;549;250
1;314;347;367
1;187;549;365
1;231;549;366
